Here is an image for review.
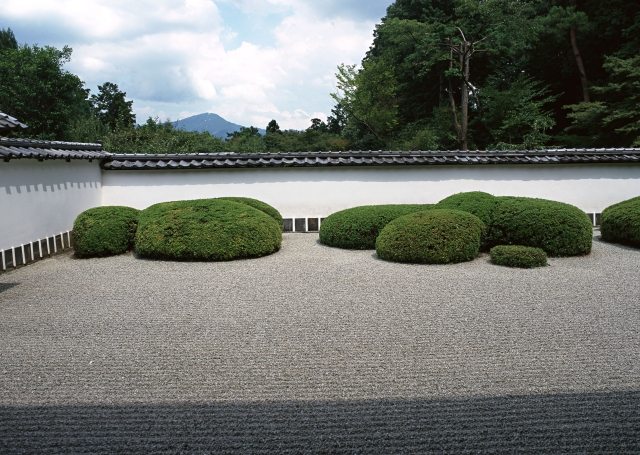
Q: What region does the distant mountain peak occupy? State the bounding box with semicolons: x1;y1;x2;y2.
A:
172;113;264;139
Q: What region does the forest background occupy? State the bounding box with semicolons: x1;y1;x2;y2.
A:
1;0;638;153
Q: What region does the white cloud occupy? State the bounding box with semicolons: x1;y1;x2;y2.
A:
1;0;388;130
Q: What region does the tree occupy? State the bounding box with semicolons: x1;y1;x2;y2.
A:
91;82;135;132
0;28;17;50
226;126;266;152
0;43;90;139
266;119;281;134
565;55;640;147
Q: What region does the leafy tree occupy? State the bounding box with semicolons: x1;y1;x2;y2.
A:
226;126;266;152
0;28;17;50
266;119;281;134
565;55;640;147
0;43;90;139
104;117;225;153
91;82;135;132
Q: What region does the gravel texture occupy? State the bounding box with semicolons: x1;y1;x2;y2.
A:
0;232;639;453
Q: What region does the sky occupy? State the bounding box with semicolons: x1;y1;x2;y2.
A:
1;0;393;130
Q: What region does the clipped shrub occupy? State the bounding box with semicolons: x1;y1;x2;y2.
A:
319;204;433;249
601;196;640;247
218;197;283;227
436;191;498;225
486;196;592;256
73;206;140;258
135;199;281;261
375;209;485;264
490;245;548;268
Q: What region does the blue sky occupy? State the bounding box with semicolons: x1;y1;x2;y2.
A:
1;0;393;129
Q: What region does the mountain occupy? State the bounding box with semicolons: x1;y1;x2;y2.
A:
172;113;264;139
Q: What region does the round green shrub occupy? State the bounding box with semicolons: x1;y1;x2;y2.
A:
375;209;485;264
73;206;140;258
490;245;548;268
486;196;592;256
135;199;281;261
319;204;433;249
436;191;498;225
601;196;640;247
218;197;283;228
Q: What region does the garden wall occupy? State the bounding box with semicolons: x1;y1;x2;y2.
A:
101;163;640;225
0;160;102;266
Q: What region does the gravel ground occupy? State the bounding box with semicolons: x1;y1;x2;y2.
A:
0;232;638;453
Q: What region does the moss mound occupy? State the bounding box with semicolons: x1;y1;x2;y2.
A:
218;197;283;228
135;199;281;261
486;196;592;256
375;209;485;264
73;206;140;258
319;204;433;249
601;196;640;247
436;191;498;225
490;245;548;268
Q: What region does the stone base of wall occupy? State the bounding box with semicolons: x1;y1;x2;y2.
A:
1;231;72;273
283;214;602;233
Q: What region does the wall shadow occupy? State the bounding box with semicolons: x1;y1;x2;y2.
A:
1;390;637;453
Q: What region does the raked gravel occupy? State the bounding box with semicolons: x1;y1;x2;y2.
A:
0;232;638;453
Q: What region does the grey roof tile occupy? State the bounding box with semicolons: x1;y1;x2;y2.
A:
0;137;107;161
101;148;640;170
0;112;28;130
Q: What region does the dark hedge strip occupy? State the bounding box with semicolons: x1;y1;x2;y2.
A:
490;245;548;268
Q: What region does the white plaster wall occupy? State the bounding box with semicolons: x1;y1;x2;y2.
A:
101;164;640;218
0;160;102;250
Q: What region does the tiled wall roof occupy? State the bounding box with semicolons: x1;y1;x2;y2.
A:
102;148;640;170
0;137;108;161
0;113;28;130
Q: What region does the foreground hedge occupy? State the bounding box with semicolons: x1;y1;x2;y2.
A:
376;209;485;264
73;206;140;258
135;199;281;261
218;197;283;228
486;196;592;256
601;196;640;247
490;245;548;268
319;204;433;249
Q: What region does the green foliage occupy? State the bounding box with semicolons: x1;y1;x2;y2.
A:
436;191;498;225
0;44;90;140
72;206;140;258
490;245;548;268
103;118;225;153
91;82;136;132
376;209;485;264
319;204;433;250
565;55;640;146
218;197;283;227
0;28;18;50
486;196;592;256
601;196;640;247
135;199;281;261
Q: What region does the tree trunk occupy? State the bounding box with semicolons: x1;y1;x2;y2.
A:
460;41;469;151
448;46;462;142
570;26;590;102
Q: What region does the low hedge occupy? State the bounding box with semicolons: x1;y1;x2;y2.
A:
601;196;640;247
486;196;592;256
135;199;281;261
73;206;140;258
218;197;283;228
375;209;485;264
436;191;498;225
490;245;548;268
319;204;433;249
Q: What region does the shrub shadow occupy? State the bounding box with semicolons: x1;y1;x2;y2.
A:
1;391;638;453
